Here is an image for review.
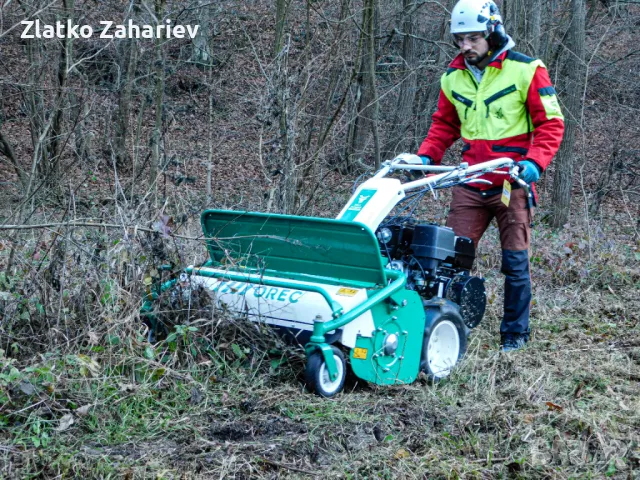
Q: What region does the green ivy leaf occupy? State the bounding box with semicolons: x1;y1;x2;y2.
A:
165;333;177;343
270;357;284;371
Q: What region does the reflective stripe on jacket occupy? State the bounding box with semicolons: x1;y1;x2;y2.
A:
417;50;564;191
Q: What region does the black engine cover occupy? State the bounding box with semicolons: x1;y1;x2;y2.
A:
452;236;475;270
445;275;486;328
410;224;456;271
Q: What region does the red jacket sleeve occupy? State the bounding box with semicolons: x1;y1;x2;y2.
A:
417;89;461;164
525;66;565;171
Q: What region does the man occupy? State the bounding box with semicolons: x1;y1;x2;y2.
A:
416;0;564;351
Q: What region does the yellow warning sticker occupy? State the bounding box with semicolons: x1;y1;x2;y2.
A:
337;287;358;297
353;347;368;360
501;179;511;207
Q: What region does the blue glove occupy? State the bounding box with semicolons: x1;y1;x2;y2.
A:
419;155;432;165
517;160;541;184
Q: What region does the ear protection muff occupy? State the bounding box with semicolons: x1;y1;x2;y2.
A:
485;3;508;50
486;17;508;50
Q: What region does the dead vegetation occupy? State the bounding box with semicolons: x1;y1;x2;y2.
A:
0;0;639;478
0;192;637;479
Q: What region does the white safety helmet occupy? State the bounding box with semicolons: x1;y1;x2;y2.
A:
450;0;507;49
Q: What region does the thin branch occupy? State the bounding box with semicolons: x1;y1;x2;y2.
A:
0;221;202;241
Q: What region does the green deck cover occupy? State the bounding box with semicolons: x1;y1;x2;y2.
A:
201;210;386;286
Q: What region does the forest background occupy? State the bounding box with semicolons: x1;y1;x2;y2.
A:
0;0;638;478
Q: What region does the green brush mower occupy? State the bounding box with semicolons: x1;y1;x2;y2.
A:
143;155;530;397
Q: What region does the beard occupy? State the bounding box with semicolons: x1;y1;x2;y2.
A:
464;51;488;66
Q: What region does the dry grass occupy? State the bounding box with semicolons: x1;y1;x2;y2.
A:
0;195;638;479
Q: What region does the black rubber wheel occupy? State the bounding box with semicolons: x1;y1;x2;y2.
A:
304;346;346;398
421;301;468;382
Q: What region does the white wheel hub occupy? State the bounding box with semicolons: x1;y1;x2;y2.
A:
427;320;460;378
318;354;344;394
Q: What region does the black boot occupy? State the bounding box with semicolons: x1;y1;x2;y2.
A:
500;331;530;352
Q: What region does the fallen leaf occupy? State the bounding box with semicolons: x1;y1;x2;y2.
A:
523;414;534;424
88;331;99;345
77;354;100;377
545;401;563;412
394;448;410;460
55;414;74;432
19;381;35;396
76;404;93;416
573;382;584;399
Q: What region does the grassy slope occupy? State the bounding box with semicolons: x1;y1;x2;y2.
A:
1;216;638;479
1;1;639;478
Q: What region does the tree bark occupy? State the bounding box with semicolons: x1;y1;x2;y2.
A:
529;0;542;56
113;39;138;169
192;1;212;64
274;0;288;56
150;0;166;201
0;130;27;189
383;0;417;159
550;0;586;227
345;0;379;171
40;0;74;188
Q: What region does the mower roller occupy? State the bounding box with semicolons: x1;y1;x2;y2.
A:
144;155;531;397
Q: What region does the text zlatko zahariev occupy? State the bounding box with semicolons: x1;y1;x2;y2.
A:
21;19;199;39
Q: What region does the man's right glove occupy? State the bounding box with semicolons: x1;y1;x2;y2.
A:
517;160;541;184
396;154;433;180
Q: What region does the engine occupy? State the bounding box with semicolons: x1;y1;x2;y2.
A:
376;221;486;329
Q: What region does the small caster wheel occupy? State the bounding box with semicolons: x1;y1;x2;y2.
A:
304;346;346;398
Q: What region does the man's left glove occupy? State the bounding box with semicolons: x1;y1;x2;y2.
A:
517;160;541;184
395;153;432;166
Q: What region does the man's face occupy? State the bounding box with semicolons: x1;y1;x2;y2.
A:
453;32;490;66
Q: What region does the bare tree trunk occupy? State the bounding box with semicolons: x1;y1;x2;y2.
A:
504;0;526;51
550;0;586;227
367;0;381;169
383;0;417;159
416;13;450;148
150;0;166;201
0;130;27;189
346;0;379;171
70;77;93;164
275;36;296;214
274;0;288;56
529;0;542;56
315;0;351;155
192;1;212;64
33;0;73;191
113;39;138;169
206;39;215;205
